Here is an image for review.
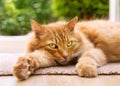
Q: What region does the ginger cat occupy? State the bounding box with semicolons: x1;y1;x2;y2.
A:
13;16;120;80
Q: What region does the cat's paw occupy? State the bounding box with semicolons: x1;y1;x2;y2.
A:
76;62;97;77
13;57;34;80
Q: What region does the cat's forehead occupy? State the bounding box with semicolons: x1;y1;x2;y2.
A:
47;29;76;43
42;22;76;43
44;22;68;36
46;34;76;44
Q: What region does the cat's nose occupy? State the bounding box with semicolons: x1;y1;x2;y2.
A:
63;51;69;60
63;55;69;61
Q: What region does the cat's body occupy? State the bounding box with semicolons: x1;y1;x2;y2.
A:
76;20;120;62
13;17;120;80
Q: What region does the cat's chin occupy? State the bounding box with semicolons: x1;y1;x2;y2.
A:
55;60;70;66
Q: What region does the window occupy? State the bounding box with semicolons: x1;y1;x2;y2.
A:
110;0;120;22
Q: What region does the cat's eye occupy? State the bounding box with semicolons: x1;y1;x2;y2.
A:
48;43;58;49
67;41;73;47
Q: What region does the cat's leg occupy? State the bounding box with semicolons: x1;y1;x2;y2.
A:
13;50;56;80
76;48;107;77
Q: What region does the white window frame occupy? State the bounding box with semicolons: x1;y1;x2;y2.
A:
110;0;120;22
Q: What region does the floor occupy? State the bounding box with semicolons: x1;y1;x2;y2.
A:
0;75;120;86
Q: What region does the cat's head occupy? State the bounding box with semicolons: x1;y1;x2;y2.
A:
31;17;83;65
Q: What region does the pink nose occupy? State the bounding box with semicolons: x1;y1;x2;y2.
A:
63;55;69;61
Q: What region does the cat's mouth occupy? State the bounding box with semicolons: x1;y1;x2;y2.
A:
55;56;78;66
55;60;70;66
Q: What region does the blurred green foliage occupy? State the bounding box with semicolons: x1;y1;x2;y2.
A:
0;0;109;35
52;0;109;20
0;0;52;35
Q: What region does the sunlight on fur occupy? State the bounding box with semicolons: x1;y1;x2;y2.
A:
13;16;120;80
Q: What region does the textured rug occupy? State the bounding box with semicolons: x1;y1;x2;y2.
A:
0;53;120;76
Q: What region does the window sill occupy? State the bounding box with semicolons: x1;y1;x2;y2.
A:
0;36;28;53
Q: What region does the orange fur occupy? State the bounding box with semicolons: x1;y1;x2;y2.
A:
13;17;120;80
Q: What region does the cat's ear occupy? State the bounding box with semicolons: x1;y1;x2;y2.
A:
66;16;78;31
31;19;44;36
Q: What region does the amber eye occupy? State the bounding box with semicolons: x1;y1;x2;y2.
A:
48;43;58;49
67;41;73;47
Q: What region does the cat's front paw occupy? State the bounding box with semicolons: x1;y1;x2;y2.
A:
76;62;97;77
13;57;34;80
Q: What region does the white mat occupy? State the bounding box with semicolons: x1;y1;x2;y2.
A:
0;53;120;76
